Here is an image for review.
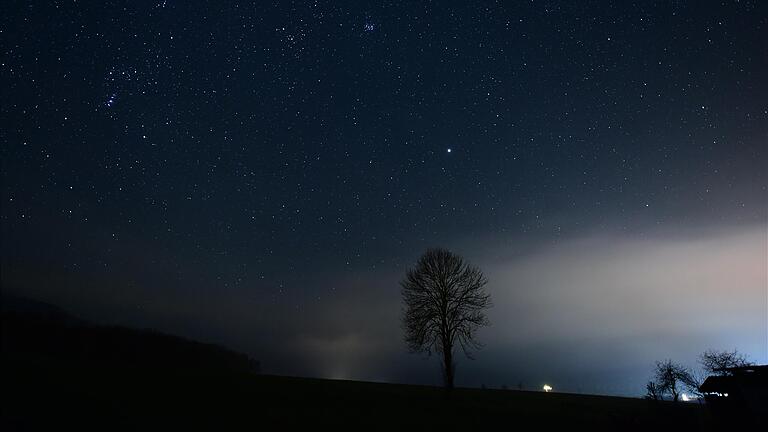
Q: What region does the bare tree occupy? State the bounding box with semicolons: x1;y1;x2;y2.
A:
700;349;752;376
645;381;661;401
652;359;698;402
401;248;491;389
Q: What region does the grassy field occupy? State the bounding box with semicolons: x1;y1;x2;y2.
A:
0;299;715;431
2;361;711;431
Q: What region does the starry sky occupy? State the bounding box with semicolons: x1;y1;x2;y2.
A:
2;1;767;396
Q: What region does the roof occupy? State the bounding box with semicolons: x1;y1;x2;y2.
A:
699;375;736;393
714;365;768;376
699;365;768;393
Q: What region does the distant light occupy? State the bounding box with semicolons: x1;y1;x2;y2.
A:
681;393;690;402
543;384;553;392
447;148;452;153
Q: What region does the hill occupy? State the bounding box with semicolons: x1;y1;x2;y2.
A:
1;295;259;373
1;296;710;431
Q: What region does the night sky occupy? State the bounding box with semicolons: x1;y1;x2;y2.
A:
2;1;766;396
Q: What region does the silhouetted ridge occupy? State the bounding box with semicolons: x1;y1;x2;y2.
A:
1;295;260;374
1;294;85;325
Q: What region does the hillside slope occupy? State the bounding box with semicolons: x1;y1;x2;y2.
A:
1;296;708;431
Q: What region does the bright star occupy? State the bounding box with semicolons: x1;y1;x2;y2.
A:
105;93;117;108
447;148;452;153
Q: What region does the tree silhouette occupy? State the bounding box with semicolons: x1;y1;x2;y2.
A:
652;359;698;402
400;248;491;389
700;349;752;376
645;381;662;401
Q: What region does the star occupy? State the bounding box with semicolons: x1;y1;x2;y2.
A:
105;93;117;108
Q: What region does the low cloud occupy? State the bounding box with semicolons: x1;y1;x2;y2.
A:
5;222;765;395
466;224;767;394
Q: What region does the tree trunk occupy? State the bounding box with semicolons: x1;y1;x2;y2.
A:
443;345;454;389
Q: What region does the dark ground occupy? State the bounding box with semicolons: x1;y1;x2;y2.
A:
3;365;711;431
0;296;721;431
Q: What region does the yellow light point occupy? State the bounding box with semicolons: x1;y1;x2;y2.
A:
543;384;553;392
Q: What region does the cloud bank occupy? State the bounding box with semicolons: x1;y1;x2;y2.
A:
4;224;765;395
